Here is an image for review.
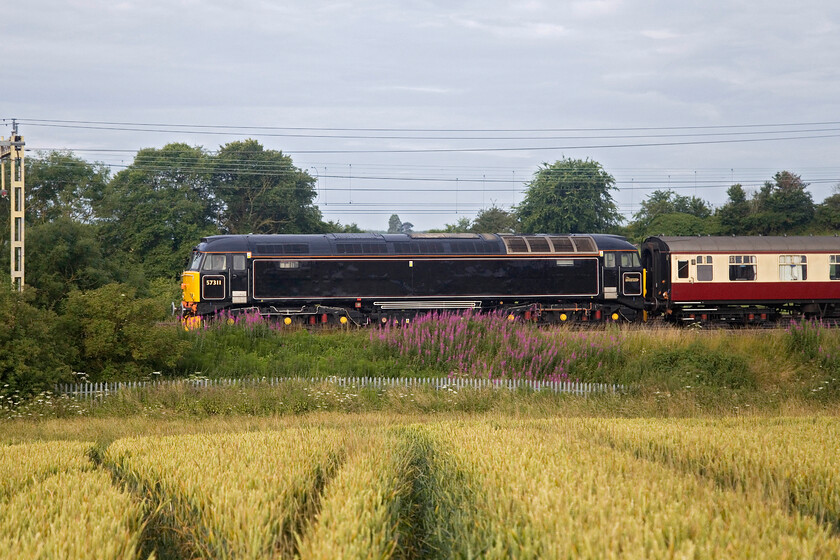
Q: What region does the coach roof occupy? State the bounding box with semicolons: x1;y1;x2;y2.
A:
645;236;840;253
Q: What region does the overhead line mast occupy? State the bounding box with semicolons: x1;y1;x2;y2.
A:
1;119;25;292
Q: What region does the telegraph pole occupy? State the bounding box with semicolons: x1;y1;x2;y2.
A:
0;119;25;292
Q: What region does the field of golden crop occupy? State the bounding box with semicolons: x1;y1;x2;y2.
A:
2;414;839;559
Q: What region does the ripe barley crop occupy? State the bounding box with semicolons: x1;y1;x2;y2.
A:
0;469;143;560
421;419;840;558
0;440;93;497
0;441;143;560
575;416;840;532
105;427;349;559
298;425;433;559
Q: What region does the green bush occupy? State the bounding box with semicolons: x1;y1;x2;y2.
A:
58;283;187;380
0;284;71;396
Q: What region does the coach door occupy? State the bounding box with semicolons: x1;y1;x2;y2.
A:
230;253;249;304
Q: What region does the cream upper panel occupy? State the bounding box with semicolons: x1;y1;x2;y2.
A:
670;252;840;283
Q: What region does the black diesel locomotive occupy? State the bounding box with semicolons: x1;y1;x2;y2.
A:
180;232;645;325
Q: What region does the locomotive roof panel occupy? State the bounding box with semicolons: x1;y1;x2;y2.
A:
644;236;840;253
196;233;637;256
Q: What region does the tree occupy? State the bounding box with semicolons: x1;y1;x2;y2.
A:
472;204;518;233
815;186;840;232
25;150;110;224
0;284;70;395
645;213;711;237
58;283;187;380
716;184;751;235
632;190;711;231
516;158;621;233
320;220;364;233
94;143;219;280
627;189;714;240
753;171;814;234
388;214;402;233
25;218;117;309
211;139;322;234
438;217;472;233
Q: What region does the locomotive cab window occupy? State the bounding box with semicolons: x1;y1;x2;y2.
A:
189;251;203;271
729;255;756;281
233;254;247;271
779;255;807;281
620;252;641;268
604;253;616;267
203;254;227;271
831;255;840;280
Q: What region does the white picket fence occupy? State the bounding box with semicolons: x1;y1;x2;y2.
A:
55;376;626;400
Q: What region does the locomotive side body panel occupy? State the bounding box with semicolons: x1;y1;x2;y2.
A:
251;256;600;301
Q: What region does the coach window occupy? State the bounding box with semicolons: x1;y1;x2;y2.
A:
697;255;713;281
677;260;689;279
831;256;840;280
779;255;807;281
729;255;756;281
203;254;227;271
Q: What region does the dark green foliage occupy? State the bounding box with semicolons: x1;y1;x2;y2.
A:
716;184;751;235
25;218;117;309
431;217;472;233
177;325;425;379
320;220;364;233
212;139;322;234
750;171;815;235
633;189;711;230
815;191;840;232
471;204;518;234
716;172;815;235
58;283;187;380
0;284;70;396
517;158;621;233
629;189;716;240
25;150;110;224
643;213;716;238
94;143;219;280
387;214;413;233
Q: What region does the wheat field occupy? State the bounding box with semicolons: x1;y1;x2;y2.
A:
2;415;839;559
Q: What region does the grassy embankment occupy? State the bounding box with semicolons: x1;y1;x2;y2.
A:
3;312;839;420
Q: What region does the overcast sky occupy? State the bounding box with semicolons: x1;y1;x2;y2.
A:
4;0;840;231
